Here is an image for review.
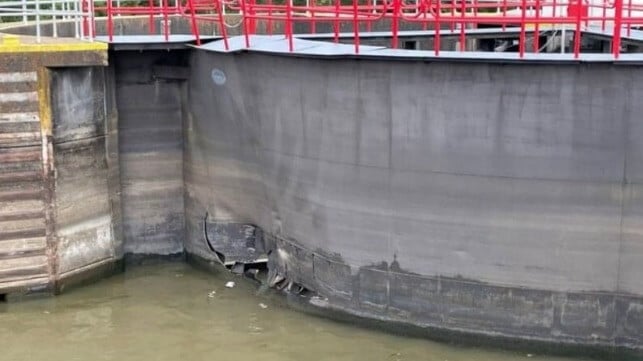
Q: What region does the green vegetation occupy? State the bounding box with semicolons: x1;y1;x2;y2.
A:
0;0;55;23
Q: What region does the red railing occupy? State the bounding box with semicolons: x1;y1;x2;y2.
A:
92;0;643;58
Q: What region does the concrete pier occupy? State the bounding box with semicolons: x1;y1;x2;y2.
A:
0;34;121;295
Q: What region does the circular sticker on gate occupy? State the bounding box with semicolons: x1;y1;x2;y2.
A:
211;68;226;86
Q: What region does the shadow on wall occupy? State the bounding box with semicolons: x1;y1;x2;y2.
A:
113;49;190;257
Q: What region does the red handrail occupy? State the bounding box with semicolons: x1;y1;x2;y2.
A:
94;0;643;58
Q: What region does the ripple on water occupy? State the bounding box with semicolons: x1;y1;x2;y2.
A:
0;263;598;361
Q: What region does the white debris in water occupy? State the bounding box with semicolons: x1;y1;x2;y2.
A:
43;311;50;314
248;325;263;333
259;303;268;309
207;291;217;298
309;295;329;308
526;354;534;358
225;281;236;288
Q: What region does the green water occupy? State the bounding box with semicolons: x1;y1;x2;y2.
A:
0;263;597;361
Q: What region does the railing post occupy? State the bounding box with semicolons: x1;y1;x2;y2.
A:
187;0;201;45
310;0;316;34
81;0;88;39
459;0;465;51
435;0;440;55
626;0;631;36
519;0;526;57
107;0;114;41
73;0;80;38
561;26;565;53
502;0;507;30
534;0;541;52
422;0;427;30
573;0;582;58
601;0;607;30
334;0;340;43
239;0;249;48
36;0;41;42
148;0;155;35
214;0;229;50
391;0;400;48
89;0;95;40
22;0;28;24
249;0;256;35
163;0;170;41
267;0;273;35
450;0;454;31
286;0;294;51
53;0;59;38
353;0;360;53
612;0;623;58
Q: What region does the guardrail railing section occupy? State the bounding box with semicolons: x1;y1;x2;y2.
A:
2;0;641;57
0;0;94;41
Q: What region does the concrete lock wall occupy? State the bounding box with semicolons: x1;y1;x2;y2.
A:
114;50;187;257
0;41;123;295
0;41;188;296
2;25;643;351
0;55;51;293
184;50;643;350
49;66;123;289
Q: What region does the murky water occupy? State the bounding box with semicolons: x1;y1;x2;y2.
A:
0;263;597;361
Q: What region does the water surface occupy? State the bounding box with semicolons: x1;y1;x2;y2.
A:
0;263;596;361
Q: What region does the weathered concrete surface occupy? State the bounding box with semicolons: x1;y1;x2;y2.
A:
0;61;48;294
0;39;119;295
49;65;123;292
115;50;187;256
184;51;643;352
1;38;181;294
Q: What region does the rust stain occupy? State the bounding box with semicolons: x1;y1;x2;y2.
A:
37;68;52;138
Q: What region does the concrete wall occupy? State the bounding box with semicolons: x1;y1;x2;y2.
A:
2;23;641;352
0;40;185;295
114;50;187;256
50;66;123;290
0;44;120;295
0;60;49;293
184;50;643;351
